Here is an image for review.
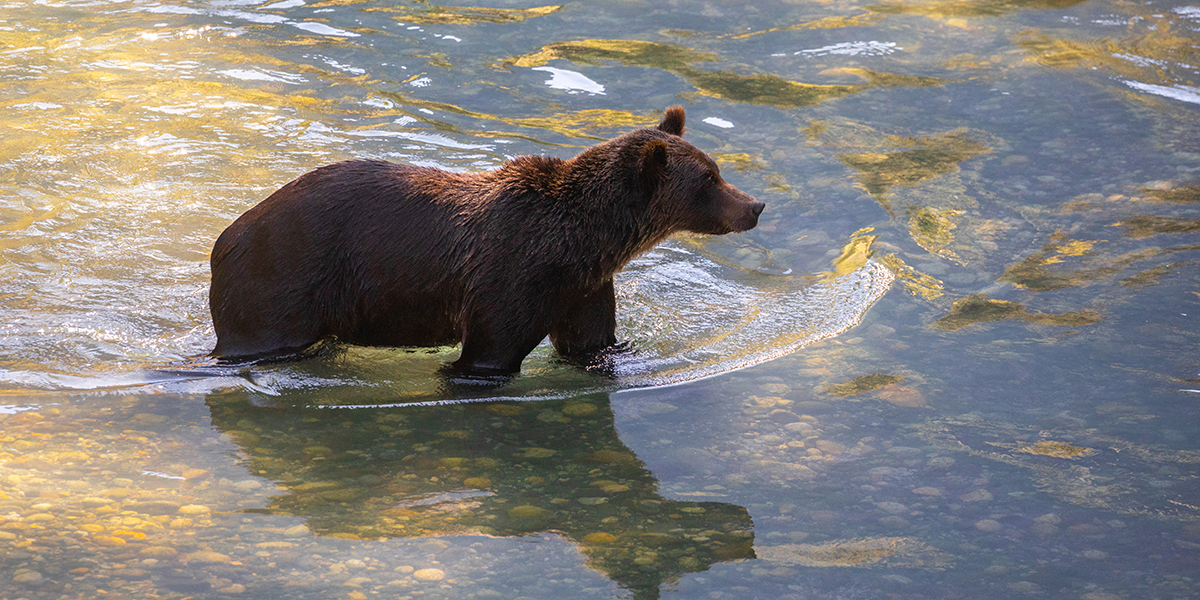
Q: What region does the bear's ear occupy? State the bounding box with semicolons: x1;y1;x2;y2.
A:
642;140;669;183
657;105;685;136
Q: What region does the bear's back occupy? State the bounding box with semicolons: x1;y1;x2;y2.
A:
210;160;475;355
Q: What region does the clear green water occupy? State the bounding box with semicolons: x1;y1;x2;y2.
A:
1;0;1198;599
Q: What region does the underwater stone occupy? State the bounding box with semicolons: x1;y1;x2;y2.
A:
974;519;1002;532
182;551;232;564
784;421;814;433
768;409;801;424
129;500;180;515
13;570;43;584
960;489;993;502
413;568;445;581
1007;581;1040;593
140;546;179;558
508;505;553;520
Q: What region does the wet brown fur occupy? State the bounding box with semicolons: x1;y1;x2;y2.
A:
209;106;764;375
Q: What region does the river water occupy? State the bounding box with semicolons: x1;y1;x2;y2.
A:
1;1;1198;599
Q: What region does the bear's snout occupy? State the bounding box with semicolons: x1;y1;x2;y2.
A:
734;201;764;232
725;191;764;233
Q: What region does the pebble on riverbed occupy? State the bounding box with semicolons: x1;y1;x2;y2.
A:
975;519;1003;532
413;568;446;581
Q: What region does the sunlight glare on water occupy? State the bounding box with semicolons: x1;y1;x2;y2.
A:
0;0;892;397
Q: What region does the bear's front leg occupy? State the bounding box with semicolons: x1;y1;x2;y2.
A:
453;307;551;377
549;279;621;369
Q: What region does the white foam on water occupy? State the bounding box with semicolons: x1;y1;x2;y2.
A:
531;66;606;95
1123;80;1200;104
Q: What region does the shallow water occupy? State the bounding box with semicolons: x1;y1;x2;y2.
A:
1;0;1198;599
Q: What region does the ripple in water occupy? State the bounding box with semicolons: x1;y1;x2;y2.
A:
0;238;893;404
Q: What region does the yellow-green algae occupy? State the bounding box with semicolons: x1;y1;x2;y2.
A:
1015;440;1099;459
998;232;1112;292
934;294;1102;331
907;206;965;262
931;297;1027;331
1006;19;1200;157
837;133;990;199
728;13;885;39
361;1;563;25
711;153;766;171
1115;216;1200;239
826;228;878;278
879;254;946;300
807;122;992;263
1121;263;1190;289
502;39;947;110
802;121;830;144
1143;183;1200;205
997;221;1200;293
679;70;865;110
503;39;715;70
837;68;947;90
867;0;1089;18
827;374;904;397
368;91;662;141
1015;24;1200;74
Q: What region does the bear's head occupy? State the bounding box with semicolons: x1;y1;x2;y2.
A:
635;106;765;236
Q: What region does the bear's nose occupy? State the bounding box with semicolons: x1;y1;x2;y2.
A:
750;201;765;217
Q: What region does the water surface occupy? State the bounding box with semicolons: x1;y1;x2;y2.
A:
1;0;1198;599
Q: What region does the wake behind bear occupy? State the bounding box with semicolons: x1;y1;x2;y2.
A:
209;106;764;376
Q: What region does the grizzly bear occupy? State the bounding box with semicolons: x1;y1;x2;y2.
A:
209;106;764;375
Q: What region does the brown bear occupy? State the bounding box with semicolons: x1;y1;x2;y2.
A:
209;106;764;375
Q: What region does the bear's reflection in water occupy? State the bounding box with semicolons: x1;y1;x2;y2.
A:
206;391;753;599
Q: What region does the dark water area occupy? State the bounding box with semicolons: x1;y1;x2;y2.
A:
1;0;1198;599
